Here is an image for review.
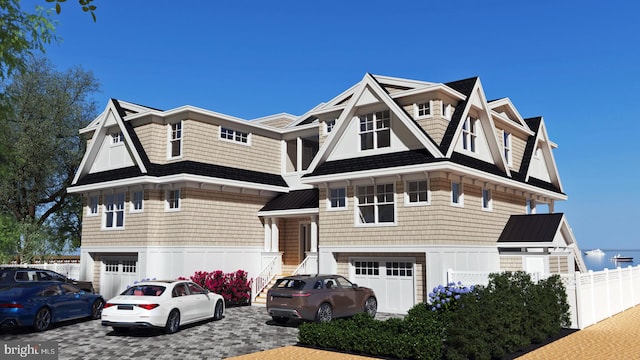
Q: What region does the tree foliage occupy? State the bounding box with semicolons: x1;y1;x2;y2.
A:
0;0;97;80
0;57;99;262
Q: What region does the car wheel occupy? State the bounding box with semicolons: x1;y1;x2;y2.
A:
272;316;289;324
112;327;130;334
213;300;224;320
33;307;52;332
316;303;333;323
164;309;180;334
364;297;377;318
91;299;105;319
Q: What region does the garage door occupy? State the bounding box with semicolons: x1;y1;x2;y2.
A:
351;258;415;313
101;257;138;300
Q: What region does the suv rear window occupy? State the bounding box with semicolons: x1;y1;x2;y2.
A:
273;279;306;290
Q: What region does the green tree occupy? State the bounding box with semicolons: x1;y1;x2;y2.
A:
0;57;99;262
0;0;97;79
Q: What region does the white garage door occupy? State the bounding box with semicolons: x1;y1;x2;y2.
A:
101;257;138;300
351;258;415;314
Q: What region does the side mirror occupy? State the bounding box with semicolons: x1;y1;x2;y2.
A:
352;283;358;288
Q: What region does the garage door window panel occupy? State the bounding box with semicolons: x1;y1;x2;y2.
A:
386;262;413;277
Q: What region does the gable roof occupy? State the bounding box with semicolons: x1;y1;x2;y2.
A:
304;73;445;174
70;99;288;192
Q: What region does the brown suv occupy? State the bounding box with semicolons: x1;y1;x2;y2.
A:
266;274;377;324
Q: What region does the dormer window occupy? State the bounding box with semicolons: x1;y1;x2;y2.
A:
359;110;390;150
414;102;431;118
443;103;452;119
168;122;182;158
462;117;477;152
221;127;249;144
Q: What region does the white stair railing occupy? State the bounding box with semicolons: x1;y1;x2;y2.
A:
252;255;280;302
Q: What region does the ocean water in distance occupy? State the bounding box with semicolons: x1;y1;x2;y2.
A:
582;249;640;272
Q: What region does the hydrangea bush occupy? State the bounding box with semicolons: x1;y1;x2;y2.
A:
428;281;473;312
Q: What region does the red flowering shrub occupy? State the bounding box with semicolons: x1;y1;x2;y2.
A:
185;269;252;305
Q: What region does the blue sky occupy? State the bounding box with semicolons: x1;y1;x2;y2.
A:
37;0;639;250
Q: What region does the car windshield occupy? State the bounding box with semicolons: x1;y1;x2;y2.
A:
273;279;306;290
122;285;166;296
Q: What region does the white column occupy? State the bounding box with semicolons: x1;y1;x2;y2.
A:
263;218;271;252
310;215;318;253
270;218;279;252
296;137;302;172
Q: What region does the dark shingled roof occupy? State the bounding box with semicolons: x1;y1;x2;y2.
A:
75;100;287;188
260;189;319;212
439;77;478;154
75;161;288;187
305;149;437;177
497;213;564;243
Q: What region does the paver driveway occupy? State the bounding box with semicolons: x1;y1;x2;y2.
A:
0;305;399;360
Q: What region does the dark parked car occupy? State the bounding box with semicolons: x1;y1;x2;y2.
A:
266;274;377;324
0;267;94;293
0;282;104;331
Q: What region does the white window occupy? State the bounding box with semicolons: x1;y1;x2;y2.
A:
414;102;431;118
104;193;125;229
405;180;429;205
356;183;395;224
220;127;249;144
324;119;336;135
354;261;379;276
169;122;182;158
131;191;143;212
88;195;99;216
111;132;124;144
462;117;477;152
451;181;463;206
503;131;512;166
386;261;413;277
328;187;346;210
442;103;452;119
482;188;492;211
359;110;390;151
166;189;181;210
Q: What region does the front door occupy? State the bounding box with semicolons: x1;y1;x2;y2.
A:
299;223;311;263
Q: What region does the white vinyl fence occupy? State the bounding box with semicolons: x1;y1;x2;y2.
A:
448;265;640;329
1;263;81;281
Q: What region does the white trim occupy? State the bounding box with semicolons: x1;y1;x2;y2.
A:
413;100;433;119
219;126;252;146
167;121;183;160
404;178;430;206
354;182;397;226
257;208;318;217
326;186;348;211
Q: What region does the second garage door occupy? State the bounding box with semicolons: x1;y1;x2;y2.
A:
350;258;415;314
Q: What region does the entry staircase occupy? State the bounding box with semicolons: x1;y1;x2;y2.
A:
253;264;297;306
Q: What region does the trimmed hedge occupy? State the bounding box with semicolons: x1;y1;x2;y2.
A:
298;271;571;360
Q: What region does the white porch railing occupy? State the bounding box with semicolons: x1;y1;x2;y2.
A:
292;253;318;275
447;265;640;329
252;255;281;302
1;263;81;281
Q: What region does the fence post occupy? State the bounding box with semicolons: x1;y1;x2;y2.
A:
574;271;582;329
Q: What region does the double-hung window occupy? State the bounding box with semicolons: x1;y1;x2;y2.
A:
503;131;512;166
359;110;390;150
406;180;429;205
482;188;492;210
166;189;181;210
104;193;125;229
325;119;336;135
356;183;395;224
328;187;346;210
169;122;182;158
451;181;463;206
462;117;477;152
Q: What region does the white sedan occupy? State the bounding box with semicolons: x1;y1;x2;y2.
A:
101;280;224;334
